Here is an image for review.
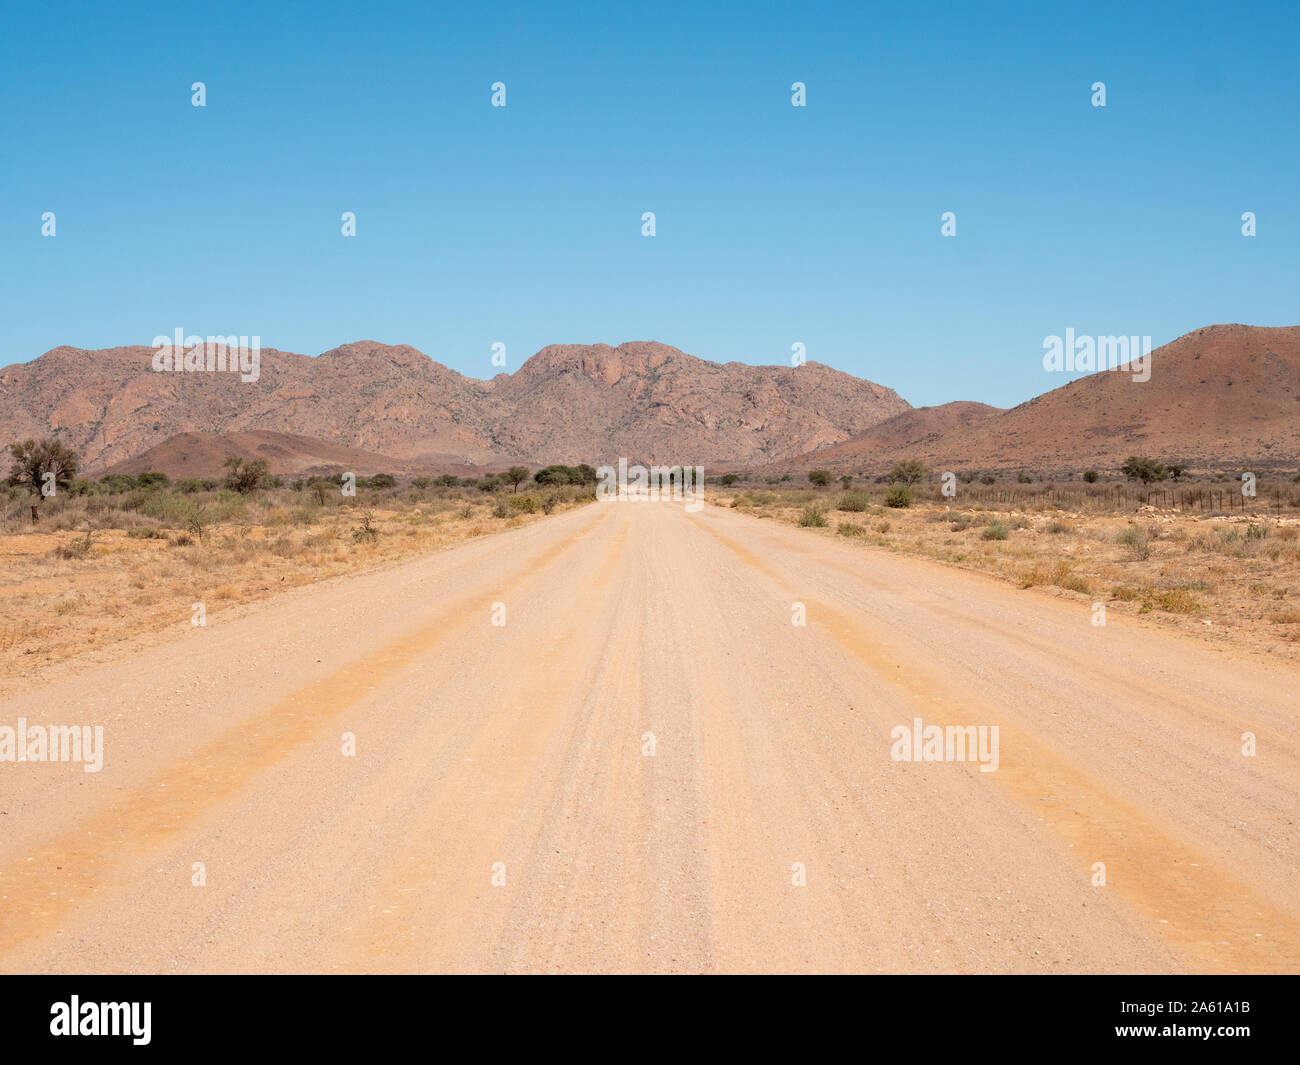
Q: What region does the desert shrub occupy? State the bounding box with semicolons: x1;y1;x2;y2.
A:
509;494;538;514
837;491;870;512
1147;588;1200;614
492;499;509;518
186;504;209;543
884;486;913;508
807;470;832;488
97;473;136;493
798;506;827;527
1083;470;1099;483
367;473;397;490
51;530;95;559
351;511;379;543
837;522;866;537
981;519;1010;541
1116;525;1151;560
534;464;597;486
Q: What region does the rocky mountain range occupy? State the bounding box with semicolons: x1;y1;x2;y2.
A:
0;341;907;473
1;325;1297;477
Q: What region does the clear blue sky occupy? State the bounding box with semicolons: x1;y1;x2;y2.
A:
1;0;1295;407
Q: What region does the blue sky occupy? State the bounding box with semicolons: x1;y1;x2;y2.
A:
1;0;1296;407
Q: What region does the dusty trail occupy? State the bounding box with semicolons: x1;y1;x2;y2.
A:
1;500;1297;973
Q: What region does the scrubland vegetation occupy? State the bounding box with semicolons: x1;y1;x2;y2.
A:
723;463;1300;658
1;447;595;691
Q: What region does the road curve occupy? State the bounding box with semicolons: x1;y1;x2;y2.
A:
1;500;1297;973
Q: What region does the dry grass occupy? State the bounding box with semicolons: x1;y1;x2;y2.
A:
718;482;1300;659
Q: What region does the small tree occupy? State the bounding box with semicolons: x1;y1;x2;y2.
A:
437;473;461;488
7;438;79;522
719;472;741;486
222;455;271;494
1120;456;1166;484
505;466;530;493
886;459;926;486
808;470;832;488
1083;470;1099;483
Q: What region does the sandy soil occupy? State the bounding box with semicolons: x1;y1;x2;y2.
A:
1;500;1297;973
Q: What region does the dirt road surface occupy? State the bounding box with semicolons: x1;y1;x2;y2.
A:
2;500;1297;973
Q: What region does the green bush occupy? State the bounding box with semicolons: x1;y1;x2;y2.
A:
798;506;828;527
884;486;913;508
981;519;1010;541
837;490;870;512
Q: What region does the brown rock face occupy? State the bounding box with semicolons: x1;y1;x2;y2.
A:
774;324;1300;475
0;340;909;472
5;326;1295;478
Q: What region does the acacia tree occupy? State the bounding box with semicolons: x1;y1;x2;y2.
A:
1120;456;1166;484
7;438;79;523
505;466;530;493
886;459;927;486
